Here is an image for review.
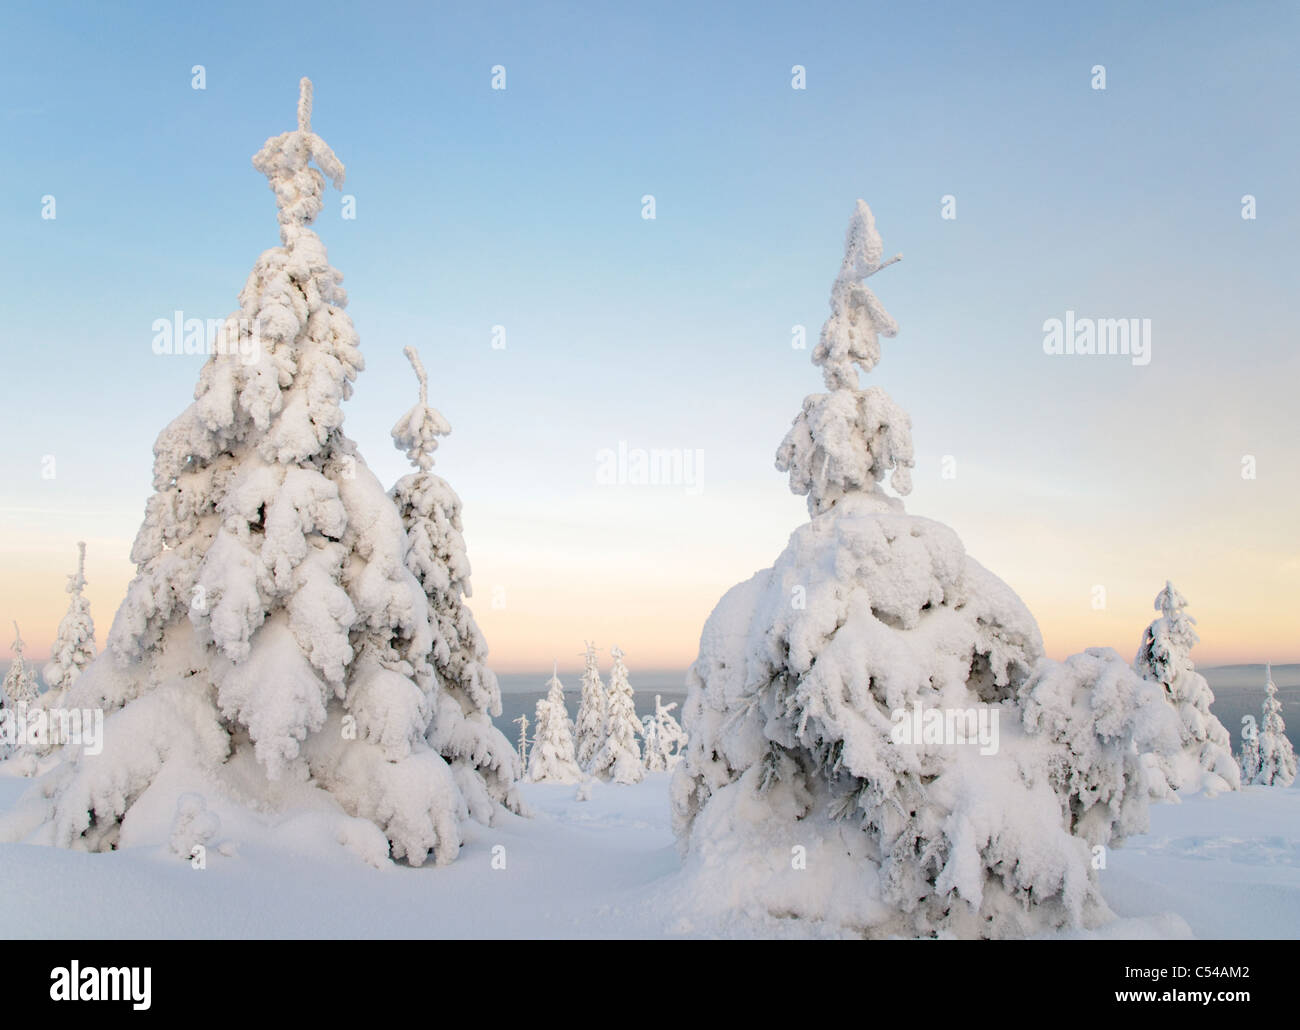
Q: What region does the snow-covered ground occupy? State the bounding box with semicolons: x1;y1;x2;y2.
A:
0;761;1293;939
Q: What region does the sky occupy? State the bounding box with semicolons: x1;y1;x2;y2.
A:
1;0;1297;675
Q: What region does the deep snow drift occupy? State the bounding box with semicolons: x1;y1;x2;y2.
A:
0;764;1294;939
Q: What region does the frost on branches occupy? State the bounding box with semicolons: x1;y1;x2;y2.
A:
574;642;606;771
389;345;522;819
642;695;687;772
1133;582;1239;797
669;201;1174;938
1241;665;1296;787
590;646;643;784
6;80;505;866
41;542;97;704
527;663;582;783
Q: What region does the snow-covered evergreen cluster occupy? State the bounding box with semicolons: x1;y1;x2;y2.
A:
0;80;517;866
521;644;683;785
1133;582;1240;797
1239;665;1296;787
669;201;1192;938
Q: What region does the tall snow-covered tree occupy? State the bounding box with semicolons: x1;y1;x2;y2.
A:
527;663;582;783
670;201;1174;938
2;623;39;710
590;645;643;784
390;344;522;819
641;694;687;772
574;641;606;770
13;79;489;865
1133;581;1239;796
1250;665;1296;787
41;542;97;702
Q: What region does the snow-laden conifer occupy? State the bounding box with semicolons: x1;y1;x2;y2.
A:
1249;665;1296;787
41;542;96;705
641;694;687;772
670;201;1174;938
1133;582;1239;796
527;663;582;783
590;646;643;783
15;80;490;865
390;344;522;820
574;641;606;770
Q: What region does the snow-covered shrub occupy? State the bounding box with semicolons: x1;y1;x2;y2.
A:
642;694;687;772
574;642;606;771
527;664;582;783
590;646;643;784
670;201;1171;938
9;80;510;866
1133;582;1239;796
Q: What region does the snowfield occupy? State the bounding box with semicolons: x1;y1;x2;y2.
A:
0;764;1294;939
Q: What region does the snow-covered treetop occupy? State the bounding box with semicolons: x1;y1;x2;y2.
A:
1154;580;1192;622
546;660;563;692
814;200;901;391
392;346;452;472
66;541;87;596
1149;579;1200;653
252;77;345;240
10;622;24;660
1134;580;1204;696
777;200;913;515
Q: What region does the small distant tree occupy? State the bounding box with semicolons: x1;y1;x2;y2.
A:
1251;665;1296;787
42;541;97;703
527;662;582;783
590;645;643;783
1133;581;1239;795
642;694;687;772
2;623;39;762
2;622;39;710
514;713;529;768
574;641;606;770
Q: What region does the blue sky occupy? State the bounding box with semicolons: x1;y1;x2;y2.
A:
2;0;1297;670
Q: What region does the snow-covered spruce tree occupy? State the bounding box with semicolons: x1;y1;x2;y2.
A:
42;542;97;703
670;201;1172;938
390;345;522;819
642;694;687;772
590;645;643;783
2;623;41;761
3;623;39;710
1133;582;1239;796
17;80;485;865
527;663;582;783
1251;665;1296;787
574;641;606;770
